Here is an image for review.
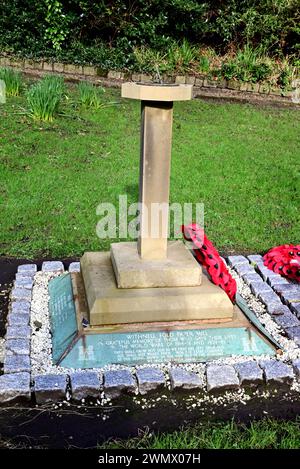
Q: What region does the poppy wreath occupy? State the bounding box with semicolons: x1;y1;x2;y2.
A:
182;223;237;303
263;244;300;281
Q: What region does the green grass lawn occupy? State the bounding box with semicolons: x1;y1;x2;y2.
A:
0;87;299;258
0;86;300;449
100;419;300;449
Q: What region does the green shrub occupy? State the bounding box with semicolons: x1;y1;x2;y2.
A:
221;46;273;83
168;39;198;73
133;47;170;74
26;75;65;122
77;82;104;108
198;55;210;74
221;61;239;81
277;63;294;89
0;1;299;64
251;62;273;82
0;67;23;96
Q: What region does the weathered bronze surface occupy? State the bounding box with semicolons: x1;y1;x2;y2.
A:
49;273;275;368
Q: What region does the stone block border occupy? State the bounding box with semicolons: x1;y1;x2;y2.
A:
1;257;300;410
0;54;299;104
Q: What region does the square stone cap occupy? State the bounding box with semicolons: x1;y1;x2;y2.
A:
122;82;193;101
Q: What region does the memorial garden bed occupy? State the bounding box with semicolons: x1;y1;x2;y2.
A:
0;255;300;447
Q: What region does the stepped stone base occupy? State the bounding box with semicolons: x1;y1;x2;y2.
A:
80;251;234;326
110;241;202;289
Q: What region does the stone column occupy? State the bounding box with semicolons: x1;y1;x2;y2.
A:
138;101;173;260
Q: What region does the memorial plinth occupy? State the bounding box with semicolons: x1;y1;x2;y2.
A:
48;272;275;368
81;252;233;326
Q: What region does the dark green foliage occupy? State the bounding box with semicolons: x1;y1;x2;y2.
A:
0;1;299;64
221;46;274;83
0;2;298;87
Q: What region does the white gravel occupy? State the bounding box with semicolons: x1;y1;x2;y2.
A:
229;267;300;362
29;267;300;378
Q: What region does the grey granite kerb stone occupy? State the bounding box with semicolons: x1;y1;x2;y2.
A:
34;374;68;404
3;353;31;373
0;372;31;403
0;263;36;404
206;364;239;392
42;261;64;272
259;360;294;385
5;338;30;355
70;371;102;401
169;367;204;391
136;367;165;395
104;369;136;399
17;264;37;274
227;255;249;267
69;262;81;273
234;361;263;387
